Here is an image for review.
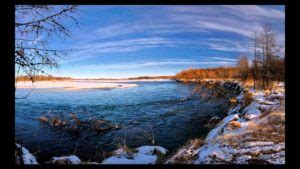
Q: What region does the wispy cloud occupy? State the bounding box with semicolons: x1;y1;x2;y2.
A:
93;5;284;39
209;57;238;62
167;5;284;38
221;5;284;20
70;57;237;70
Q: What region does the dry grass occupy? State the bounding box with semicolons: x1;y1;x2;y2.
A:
167;138;204;164
229;97;238;105
119;144;137;157
245;111;285;144
242;91;254;108
228;121;242;130
190;138;205;148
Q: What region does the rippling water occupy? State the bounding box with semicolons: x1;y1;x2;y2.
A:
15;80;229;162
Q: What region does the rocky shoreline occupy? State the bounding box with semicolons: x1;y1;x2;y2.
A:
166;80;285;164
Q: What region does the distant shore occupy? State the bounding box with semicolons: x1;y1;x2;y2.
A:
15;79;173;90
15;80;138;90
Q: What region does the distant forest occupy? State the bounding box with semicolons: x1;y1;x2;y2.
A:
175;55;284;89
16;75;72;82
176;23;285;89
15;75;173;82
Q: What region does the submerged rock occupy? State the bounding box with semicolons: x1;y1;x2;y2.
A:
205;116;221;129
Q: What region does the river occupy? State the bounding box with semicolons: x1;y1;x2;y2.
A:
15;80;229;162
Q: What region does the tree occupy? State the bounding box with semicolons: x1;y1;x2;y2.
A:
237;56;249;81
251;23;284;89
15;5;80;82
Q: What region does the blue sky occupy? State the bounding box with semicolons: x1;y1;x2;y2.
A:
45;5;285;78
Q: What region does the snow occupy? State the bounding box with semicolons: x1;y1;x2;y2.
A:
15;144;38;164
167;81;285;164
244;141;274;147
235;155;252;164
242;102;261;120
259;151;285;164
16;80;138;90
102;146;167;164
227;105;241;115
50;155;81;164
205;114;239;143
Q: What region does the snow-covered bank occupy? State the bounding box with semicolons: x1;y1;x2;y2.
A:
15;144;38;164
16;80;138;90
102;146;167;164
48;155;81;164
15;144;167;164
167;82;285;164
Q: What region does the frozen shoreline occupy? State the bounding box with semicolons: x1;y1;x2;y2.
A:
167;81;285;164
15;80;139;90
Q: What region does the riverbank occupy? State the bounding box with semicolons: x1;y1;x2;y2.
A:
15;79;285;164
166;81;285;164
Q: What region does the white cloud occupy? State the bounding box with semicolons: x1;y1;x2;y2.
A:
93;6;284;40
64;5;284;63
70;57;237;70
222;5;284;20
209;57;238;62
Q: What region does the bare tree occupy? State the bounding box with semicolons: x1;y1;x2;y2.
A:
251;23;284;89
237;55;249;82
15;5;80;83
252;32;258;89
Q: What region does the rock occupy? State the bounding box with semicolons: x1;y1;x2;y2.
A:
210;116;221;122
95;119;110;124
205;116;221;129
93;125;111;134
49;155;81;164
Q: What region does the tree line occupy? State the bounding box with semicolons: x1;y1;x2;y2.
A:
176;24;285;89
16;75;72;82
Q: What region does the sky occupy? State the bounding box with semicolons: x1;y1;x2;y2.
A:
43;5;285;78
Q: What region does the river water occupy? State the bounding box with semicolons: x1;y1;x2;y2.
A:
15;80;229;162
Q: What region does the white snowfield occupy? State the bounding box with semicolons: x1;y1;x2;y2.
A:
167;82;285;164
15;80;138;90
102;146;168;164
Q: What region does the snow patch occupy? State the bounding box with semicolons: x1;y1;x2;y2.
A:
15;144;38;164
102;146;167;164
242;102;261;120
49;155;81;164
